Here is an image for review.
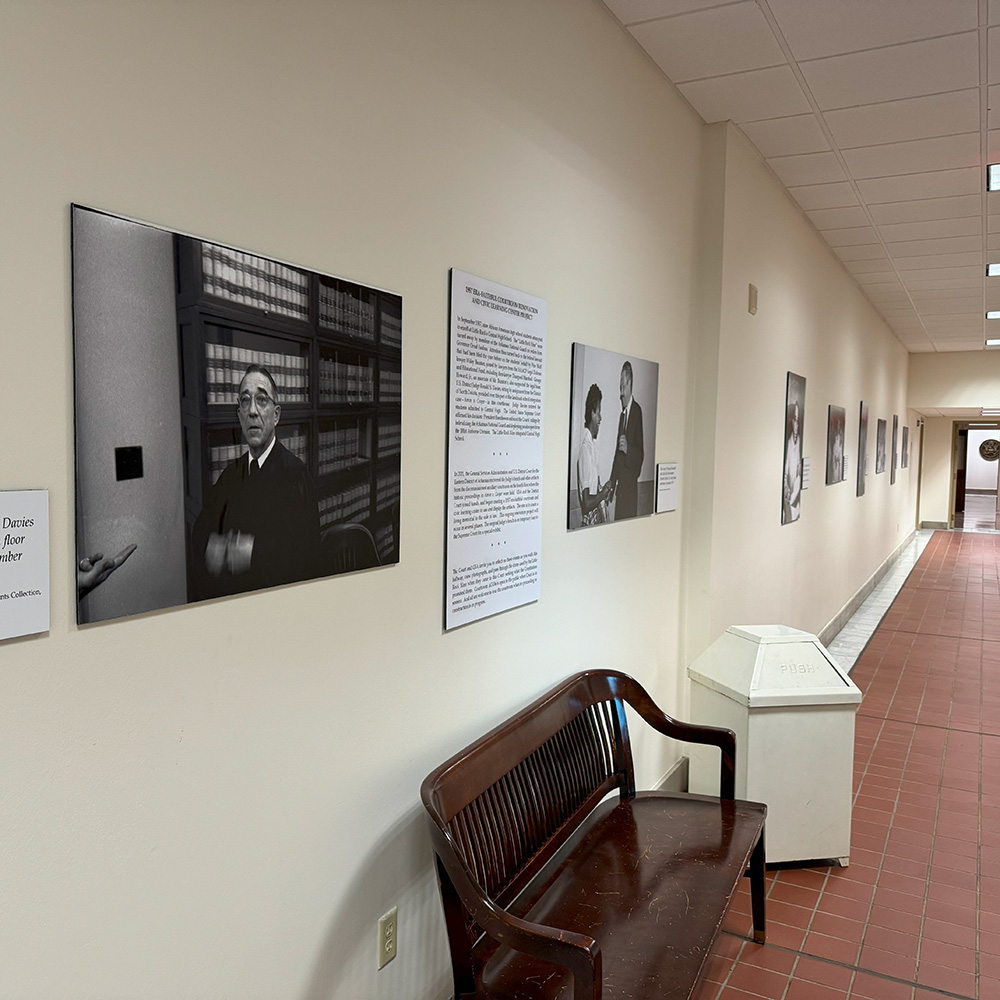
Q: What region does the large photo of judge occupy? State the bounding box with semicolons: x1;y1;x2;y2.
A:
781;372;805;525
72;206;401;625
567;344;658;530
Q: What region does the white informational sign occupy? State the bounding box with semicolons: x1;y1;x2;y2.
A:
801;457;811;490
655;463;678;513
446;270;546;630
0;490;49;641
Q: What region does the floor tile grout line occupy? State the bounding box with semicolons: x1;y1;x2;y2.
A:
716;929;978;1000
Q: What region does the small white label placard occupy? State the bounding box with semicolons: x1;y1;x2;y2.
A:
0;490;49;641
655;463;678;513
801;457;811;490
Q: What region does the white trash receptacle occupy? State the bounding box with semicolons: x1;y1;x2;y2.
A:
687;625;861;866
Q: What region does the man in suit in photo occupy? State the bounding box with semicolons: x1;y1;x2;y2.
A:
609;360;644;521
192;363;320;598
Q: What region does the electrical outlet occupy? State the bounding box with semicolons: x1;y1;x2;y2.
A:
378;906;398;969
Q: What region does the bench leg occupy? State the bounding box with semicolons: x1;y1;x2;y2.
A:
749;832;766;944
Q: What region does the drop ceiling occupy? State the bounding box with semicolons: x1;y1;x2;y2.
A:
603;0;1000;355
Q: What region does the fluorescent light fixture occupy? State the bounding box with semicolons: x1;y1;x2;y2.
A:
989;263;1000;277
987;339;1000;347
990;164;1000;190
988;311;1000;320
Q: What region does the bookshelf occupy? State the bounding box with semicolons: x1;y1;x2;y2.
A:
177;236;401;588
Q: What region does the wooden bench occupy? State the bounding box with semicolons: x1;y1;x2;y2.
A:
421;670;766;1000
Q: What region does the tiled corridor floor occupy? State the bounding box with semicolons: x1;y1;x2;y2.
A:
695;530;1000;1000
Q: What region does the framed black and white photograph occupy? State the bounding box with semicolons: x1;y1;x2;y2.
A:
891;415;898;484
876;418;887;474
901;426;909;469
857;401;868;497
568;344;658;530
72;206;402;625
782;371;805;524
826;405;846;485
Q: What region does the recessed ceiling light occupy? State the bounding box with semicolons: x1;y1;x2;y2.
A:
987;339;1000;346
989;164;1000;190
988;311;1000;320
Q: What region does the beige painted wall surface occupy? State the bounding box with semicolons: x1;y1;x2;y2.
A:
703;126;917;641
0;3;705;999
919;418;955;526
909;350;1000;409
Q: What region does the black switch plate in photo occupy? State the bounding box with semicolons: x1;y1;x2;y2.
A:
115;446;143;481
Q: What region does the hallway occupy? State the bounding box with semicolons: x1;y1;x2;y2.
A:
697;530;1000;1000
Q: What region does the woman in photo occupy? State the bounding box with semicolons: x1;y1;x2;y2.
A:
578;383;613;526
783;400;802;523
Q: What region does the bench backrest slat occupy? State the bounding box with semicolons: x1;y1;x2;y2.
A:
428;679;632;913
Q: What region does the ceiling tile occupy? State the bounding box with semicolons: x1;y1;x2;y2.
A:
834;244;886;262
845;257;901;274
888;235;983;258
990;26;1000;85
678;65;810;122
988;130;1000;161
893;252;983;270
821;225;879;247
841;132;980;180
631;2;783;82
904;277;984;289
989;232;1000;251
787;181;858;210
869;194;983;225
767;150;846;186
992;0;1000;25
823;90;981;149
740;114;830;158
855;271;902;284
603;0;727;24
798;33;979;111
857;166;982;204
916;300;984;315
806;205;872;229
897;265;985;282
990;86;1000;130
878;217;982;243
765;0;978;62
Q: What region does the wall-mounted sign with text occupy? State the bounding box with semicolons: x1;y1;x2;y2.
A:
0;490;49;641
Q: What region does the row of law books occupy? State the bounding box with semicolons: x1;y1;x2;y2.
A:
209;433;308;484
318;482;371;528
374;522;395;562
380;308;402;349
317;425;368;477
378;422;401;456
379;368;401;403
205;343;309;405
318;357;375;404
376;470;401;512
201;244;309;321
319;283;376;342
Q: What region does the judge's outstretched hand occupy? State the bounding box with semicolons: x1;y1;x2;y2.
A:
78;543;137;597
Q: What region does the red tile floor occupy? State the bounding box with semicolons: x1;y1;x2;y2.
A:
695;531;1000;1000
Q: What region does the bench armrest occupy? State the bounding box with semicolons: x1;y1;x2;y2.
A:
612;673;737;800
428;822;601;1000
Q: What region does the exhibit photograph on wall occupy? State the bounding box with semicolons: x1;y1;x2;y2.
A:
445;269;546;630
891;415;899;485
568;344;659;531
72;206;402;625
902;426;909;469
876;419;887;474
857;401;868;497
826;405;846;485
782;372;805;524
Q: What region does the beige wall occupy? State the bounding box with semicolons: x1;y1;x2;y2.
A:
909;351;1000;409
919;417;955;526
0;3;919;1000
689;125;918;645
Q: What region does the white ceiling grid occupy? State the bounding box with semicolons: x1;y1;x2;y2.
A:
603;0;1000;354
